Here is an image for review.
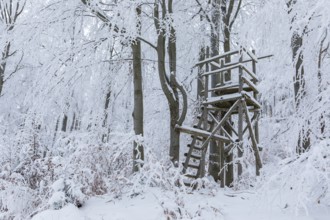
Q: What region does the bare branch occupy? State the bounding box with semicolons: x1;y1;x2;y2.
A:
81;0;157;51
4;51;24;83
194;0;211;22
229;0;242;29
137;37;157;50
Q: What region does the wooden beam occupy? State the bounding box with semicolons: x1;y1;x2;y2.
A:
241;65;258;82
210;61;221;69
204;93;242;105
226;121;238;137
208;112;236;143
199;99;241;150
222;54;273;67
195;50;240;66
242;48;258;63
193;54;273;70
224;143;234;154
176;125;231;143
242;76;259;93
201;64;240;77
242;91;261;109
242;101;262;175
183;113;207;174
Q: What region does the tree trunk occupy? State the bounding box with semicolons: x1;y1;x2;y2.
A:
288;1;310;153
61;115;68;132
197;46;205;98
291;32;305;108
317;30;328;137
102;90;111;143
293;41;310;154
132;5;144;172
0;43;10;96
223;1;234;186
208;0;221;182
168;0;181;166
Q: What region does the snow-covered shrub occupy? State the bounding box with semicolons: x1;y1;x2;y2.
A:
0;178;39;220
48;178;85;209
260;140;330;213
44;131;136;206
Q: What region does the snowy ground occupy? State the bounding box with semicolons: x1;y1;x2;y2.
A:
32;187;330;220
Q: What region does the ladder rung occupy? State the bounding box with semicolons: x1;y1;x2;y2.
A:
200;106;217;114
187;144;202;150
184;174;198;179
183;181;192;187
194;124;211;130
190;135;204;141
186;163;200;169
193;125;199;129
184;152;201;159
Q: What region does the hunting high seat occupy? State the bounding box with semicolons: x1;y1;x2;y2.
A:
176;47;262;187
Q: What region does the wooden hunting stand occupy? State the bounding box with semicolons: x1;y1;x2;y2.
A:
176;47;263;187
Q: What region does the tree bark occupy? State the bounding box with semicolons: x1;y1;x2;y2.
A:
0;43;10;96
132;5;144;172
153;0;187;165
102;91;111;143
82;0;187;166
208;0;222;182
61;115;68;132
168;0;181;166
317;30;328;137
287;0;310;154
80;1;146;170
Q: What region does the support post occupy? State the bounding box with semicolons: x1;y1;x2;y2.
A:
237;49;244;177
200;47;210;178
252;49;259;144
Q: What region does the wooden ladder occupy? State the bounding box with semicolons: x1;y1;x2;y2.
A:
181;108;217;186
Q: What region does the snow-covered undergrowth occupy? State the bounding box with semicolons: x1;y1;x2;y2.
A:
0;130;136;219
2;136;330;219
259;140;330;214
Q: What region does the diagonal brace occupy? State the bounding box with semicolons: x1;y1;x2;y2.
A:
200;99;241;151
242;101;262;175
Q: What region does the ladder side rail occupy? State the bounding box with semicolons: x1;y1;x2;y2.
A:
182;119;204;174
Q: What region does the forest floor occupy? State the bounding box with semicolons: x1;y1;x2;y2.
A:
32;186;330;220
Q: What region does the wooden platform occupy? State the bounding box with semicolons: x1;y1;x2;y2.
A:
203;92;260;109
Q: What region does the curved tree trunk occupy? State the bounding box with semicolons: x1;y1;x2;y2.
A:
153;0;187;165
